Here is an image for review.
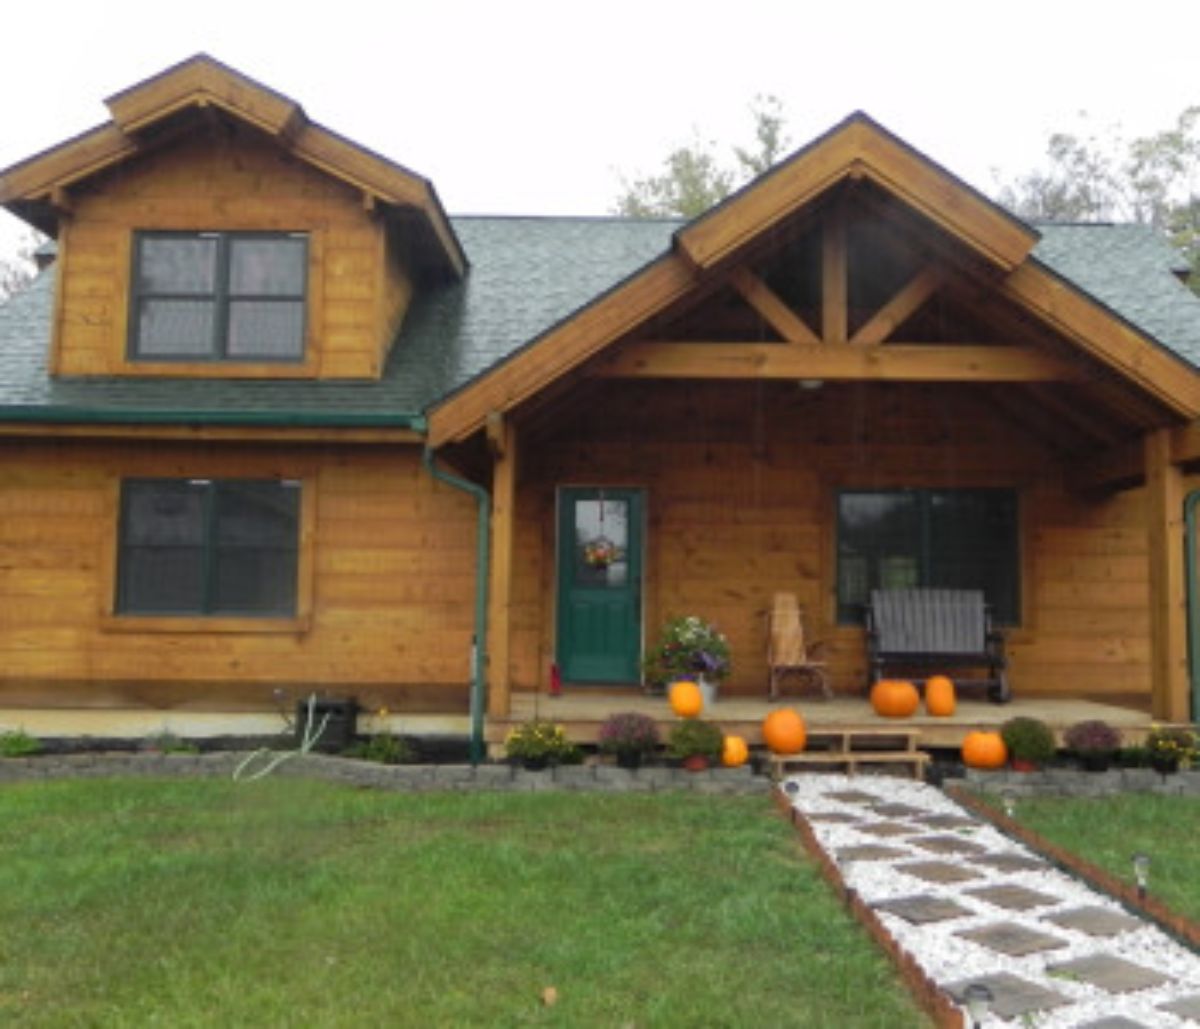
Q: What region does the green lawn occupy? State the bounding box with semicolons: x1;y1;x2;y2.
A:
0;779;927;1028
1004;792;1200;921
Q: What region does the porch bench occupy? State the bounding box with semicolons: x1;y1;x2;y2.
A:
866;588;1009;703
768;728;930;781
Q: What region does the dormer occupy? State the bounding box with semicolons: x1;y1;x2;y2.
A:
0;54;465;379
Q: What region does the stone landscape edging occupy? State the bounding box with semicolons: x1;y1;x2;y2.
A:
0;750;770;794
959;765;1200;796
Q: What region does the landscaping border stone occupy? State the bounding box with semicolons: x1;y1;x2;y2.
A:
961;766;1200;796
0;751;770;794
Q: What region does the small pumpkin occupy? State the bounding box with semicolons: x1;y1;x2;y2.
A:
870;679;919;719
961;730;1007;770
669;680;703;719
924;675;957;717
722;734;749;767
762;708;806;755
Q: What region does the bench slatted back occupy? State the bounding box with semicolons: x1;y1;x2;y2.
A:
870;588;986;655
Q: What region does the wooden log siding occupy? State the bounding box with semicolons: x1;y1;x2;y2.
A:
54;126;412;380
506;380;1162;704
0;441;477;711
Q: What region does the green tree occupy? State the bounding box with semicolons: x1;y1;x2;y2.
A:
613;94;791;218
0;230;43;302
998;108;1200;292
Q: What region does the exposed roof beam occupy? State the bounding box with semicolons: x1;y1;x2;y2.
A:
850;266;943;346
728;267;820;345
591;342;1076;382
1067;439;1144;493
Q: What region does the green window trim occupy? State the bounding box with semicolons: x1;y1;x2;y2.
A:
128;231;309;363
116;477;301;618
836;487;1020;626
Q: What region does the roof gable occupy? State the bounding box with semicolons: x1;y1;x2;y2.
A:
0;55;465;280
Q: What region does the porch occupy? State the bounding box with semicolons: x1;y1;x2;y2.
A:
486;689;1156;754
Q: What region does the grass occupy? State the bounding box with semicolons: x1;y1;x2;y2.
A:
1002;792;1200;920
0;779;927;1028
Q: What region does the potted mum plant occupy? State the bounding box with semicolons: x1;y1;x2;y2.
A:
667;719;724;772
504;719;581;771
1000;716;1057;772
643;615;731;704
1145;725;1197;775
597;711;660;769
1063;719;1122;772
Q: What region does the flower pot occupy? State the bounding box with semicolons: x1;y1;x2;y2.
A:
682;754;710;772
1079;752;1113;773
615;751;643;770
1151;756;1180;775
698;675;718;708
1010;758;1039;773
521;756;549;772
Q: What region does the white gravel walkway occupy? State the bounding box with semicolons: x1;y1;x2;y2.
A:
784;774;1200;1027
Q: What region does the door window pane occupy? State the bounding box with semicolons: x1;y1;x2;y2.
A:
573;498;629;587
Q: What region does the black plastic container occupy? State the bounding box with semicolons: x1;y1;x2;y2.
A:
295;697;357;753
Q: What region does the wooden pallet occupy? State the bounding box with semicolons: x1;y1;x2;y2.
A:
769;728;931;781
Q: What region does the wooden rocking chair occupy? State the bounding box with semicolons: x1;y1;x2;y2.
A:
766;593;832;701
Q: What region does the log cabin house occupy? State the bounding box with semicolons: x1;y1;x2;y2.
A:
2;55;1200;754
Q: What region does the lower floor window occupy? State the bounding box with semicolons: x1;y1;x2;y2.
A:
836;488;1019;624
117;478;301;616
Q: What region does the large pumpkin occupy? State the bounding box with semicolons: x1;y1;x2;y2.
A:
722;734;749;767
925;675;957;717
961;730;1007;770
762;708;806;755
669;680;703;719
870;679;920;719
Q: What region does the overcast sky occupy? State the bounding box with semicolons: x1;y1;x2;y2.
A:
1;0;1198;259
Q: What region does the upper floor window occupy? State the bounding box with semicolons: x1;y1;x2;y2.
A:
130;232;307;361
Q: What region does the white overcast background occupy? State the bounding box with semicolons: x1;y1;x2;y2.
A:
0;0;1197;259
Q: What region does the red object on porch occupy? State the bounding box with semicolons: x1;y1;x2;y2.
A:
549;663;562;696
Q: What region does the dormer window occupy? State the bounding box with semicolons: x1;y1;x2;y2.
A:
130;231;307;361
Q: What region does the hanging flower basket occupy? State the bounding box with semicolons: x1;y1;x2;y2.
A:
583;536;620;569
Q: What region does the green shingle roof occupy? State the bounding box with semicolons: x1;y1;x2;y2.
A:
0;216;1196;427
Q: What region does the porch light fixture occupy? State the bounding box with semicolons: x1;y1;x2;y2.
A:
1132;852;1150;900
962;982;993;1028
1001;789;1016;819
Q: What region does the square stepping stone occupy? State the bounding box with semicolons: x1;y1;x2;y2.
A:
873;894;973;924
857;820;915;838
805;811;862;824
1045;906;1144;938
825;789;879;804
1077;1018;1153;1029
1160;995;1200;1021
911;833;987;856
964;884;1058;911
871;802;923;818
1045;954;1171;994
836;844;909;863
943;972;1069;1020
972;851;1047;873
955;920;1069;956
895;860;984;884
912;812;977;830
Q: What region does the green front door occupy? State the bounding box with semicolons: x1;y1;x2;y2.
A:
556;487;644;684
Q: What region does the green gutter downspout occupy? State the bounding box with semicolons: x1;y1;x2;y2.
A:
1185;490;1200;721
423;447;489;765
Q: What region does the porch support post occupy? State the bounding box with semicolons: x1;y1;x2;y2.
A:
488;415;518;719
1145;428;1189;721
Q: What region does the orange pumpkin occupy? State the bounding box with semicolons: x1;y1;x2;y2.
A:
870;679;920;718
961;730;1007;770
722;734;749;767
925;675;957;717
669;680;703;719
762;708;807;755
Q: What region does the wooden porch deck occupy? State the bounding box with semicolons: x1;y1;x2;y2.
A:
489;690;1156;751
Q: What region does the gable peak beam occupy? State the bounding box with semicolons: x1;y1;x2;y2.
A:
850;265;943;346
728;267;820;345
821;202;848;344
675;116;1037;276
